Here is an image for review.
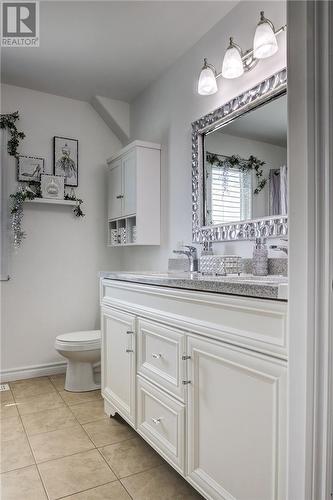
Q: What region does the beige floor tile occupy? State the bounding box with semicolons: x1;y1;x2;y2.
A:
29;423;94;463
121;464;203;500
0;465;47;500
0;434;35;472
38;449;116;499
0;400;19;420
49;374;66;392
83;416;135;447
59;390;102;406
11;377;56;400
0;390;14;404
21;405;77;436
0;415;24;442
70;400;107;424
100;436;163;478
17;391;65;416
64;481;131;499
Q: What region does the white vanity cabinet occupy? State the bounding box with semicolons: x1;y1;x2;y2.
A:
101;279;288;500
186;335;286;500
107;140;161;246
101;307;136;426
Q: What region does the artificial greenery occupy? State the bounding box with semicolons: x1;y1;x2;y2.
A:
64;193;85;217
206;152;267;195
0;111;26;157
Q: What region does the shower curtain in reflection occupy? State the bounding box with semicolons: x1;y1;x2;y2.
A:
269;165;288;216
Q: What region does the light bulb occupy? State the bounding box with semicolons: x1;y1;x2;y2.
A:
197;59;218;95
253;11;278;59
221;38;244;79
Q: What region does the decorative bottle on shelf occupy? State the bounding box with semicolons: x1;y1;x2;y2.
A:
252;237;268;276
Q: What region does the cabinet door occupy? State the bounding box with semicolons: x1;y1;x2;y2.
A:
122;151;136;216
108;160;122;219
101;307;136;426
187;335;286;500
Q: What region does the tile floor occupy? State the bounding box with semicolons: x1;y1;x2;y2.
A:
0;375;202;499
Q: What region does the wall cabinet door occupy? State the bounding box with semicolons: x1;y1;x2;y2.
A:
108;160;122;220
186;335;287;500
101;307;136;426
122;151;136;217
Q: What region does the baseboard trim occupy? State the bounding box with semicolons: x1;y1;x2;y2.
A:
0;361;67;382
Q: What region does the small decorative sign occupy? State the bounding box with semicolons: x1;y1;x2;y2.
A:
41;174;64;200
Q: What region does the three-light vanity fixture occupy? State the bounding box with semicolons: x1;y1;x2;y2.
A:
197;11;287;95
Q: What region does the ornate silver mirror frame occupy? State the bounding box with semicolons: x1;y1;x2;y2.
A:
192;68;288;243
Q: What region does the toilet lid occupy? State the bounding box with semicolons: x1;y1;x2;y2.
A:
56;330;101;343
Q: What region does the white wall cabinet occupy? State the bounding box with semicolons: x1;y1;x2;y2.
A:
101;279;288;500
107;140;160;246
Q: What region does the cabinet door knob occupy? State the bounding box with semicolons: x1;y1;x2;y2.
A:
151;417;162;424
126;349;134;353
151;353;162;359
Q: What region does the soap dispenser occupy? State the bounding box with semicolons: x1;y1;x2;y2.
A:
252;237;268;276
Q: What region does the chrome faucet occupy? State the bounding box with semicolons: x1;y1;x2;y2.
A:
269;239;288;255
173;245;198;272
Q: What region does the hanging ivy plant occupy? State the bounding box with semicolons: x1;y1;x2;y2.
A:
0;111;26;157
64;193;85;217
206;152;267;195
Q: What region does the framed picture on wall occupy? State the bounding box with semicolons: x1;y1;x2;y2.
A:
53;136;78;187
17;155;45;182
41;174;65;200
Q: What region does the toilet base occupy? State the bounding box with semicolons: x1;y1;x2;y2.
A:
65;360;101;392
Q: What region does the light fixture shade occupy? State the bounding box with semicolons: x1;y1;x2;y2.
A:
253;13;278;59
197;60;217;95
221;40;244;79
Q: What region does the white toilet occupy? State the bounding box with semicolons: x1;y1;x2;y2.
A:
55;330;101;392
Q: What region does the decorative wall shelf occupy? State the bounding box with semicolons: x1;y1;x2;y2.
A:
25;198;77;206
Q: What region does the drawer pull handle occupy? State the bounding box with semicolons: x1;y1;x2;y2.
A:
126;349;134;353
182;380;191;385
116;194;124;199
152;353;162;359
151;417;162;424
182;355;191;360
126;330;134;335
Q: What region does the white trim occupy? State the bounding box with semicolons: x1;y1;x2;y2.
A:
0;361;66;382
106;140;161;164
288;2;333;499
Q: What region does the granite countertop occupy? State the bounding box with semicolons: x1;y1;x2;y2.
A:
100;271;288;301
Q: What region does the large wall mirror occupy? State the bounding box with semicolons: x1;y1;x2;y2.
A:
192;69;288;243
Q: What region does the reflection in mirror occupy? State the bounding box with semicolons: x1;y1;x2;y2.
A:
204;94;287;226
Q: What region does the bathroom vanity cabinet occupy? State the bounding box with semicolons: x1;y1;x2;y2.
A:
100;278;287;500
106;140;161;246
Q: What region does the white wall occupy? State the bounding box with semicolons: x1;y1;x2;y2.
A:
205;132;287;219
124;0;287;267
0;84;122;378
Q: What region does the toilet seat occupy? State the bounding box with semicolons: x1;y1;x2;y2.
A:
55;330;101;351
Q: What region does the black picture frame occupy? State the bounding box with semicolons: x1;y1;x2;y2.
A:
53;136;79;187
17;155;45;182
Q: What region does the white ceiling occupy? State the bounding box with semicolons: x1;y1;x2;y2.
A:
1;1;237;102
216;94;287;147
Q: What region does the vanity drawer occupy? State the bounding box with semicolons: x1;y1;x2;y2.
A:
136;376;185;474
137;318;186;400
